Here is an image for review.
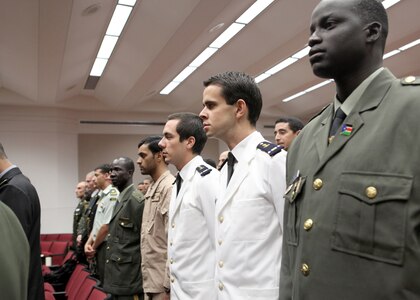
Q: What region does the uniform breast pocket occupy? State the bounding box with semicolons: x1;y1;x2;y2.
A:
332;171;412;265
178;208;202;241
232;198;270;241
118;217;137;241
147;195;161;233
284;176;306;247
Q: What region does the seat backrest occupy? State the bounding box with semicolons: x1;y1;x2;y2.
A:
41;241;53;254
65;264;85;293
45;234;60;241
87;285;109;300
73;276;98;300
49;241;69;265
44;291;55;300
67;269;90;300
58;233;73;242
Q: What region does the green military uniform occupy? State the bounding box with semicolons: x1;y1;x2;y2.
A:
280;69;420;300
72;199;88;249
104;184;144;299
0;201;29;300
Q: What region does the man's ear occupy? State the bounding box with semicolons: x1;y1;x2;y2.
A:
235;99;247;119
295;129;301;136
365;21;381;43
185;136;196;150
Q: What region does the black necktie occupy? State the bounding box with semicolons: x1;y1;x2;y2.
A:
175;173;183;196
227;152;236;186
329;107;346;143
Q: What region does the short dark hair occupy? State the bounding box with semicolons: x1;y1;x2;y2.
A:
138;136;163;154
168;112;207;155
203;71;262;126
275;117;304;133
0;143;7;159
95;163;112;174
354;0;388;49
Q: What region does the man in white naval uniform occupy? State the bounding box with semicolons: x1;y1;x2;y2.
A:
159;112;218;300
199;71;286;300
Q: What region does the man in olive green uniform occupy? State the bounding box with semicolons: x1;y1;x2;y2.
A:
72;181;87;249
104;157;144;300
280;1;420;299
0;201;29;300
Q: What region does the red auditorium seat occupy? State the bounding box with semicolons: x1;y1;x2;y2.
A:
48;241;69;265
45;291;56;300
74;276;99;300
87;286;111;300
45;234;60;241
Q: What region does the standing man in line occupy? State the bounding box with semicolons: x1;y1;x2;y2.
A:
274;116;304;151
72;181;87;250
0;142;44;300
280;0;420;299
0;201;30;300
85;164;119;283
104;157;144;300
137;136;175;300
159;113;218;299
199;71;286;300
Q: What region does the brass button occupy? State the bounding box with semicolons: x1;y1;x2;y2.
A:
121;222;124;226
106;259;109;263
218;239;223;245
303;219;313;231
170;258;174;264
218;282;224;291
171;276;175;283
106;246;110;250
219;260;224;268
313;178;323;190
219;216;224;223
301;263;310;276
365;186;377;199
172;223;175;228
170;240;173;246
117;257;121;261
107;233;111;237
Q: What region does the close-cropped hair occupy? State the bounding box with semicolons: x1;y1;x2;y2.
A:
138;136;163;154
275;116;304;133
354;0;388;47
168;112;207;155
203;71;262;126
117;157;135;173
95;163;112;174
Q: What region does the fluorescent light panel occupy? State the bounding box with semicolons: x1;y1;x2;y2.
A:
89;2;135;77
236;0;275;24
160;0;274;95
382;0;400;9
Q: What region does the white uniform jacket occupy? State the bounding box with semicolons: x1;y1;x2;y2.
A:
215;131;286;300
168;156;218;300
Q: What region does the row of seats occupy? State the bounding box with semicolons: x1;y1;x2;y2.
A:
45;263;110;300
41;241;70;265
41;233;73;242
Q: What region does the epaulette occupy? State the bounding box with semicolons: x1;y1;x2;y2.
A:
401;76;420;86
257;141;282;157
308;103;331;123
132;189;144;203
196;165;212;176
